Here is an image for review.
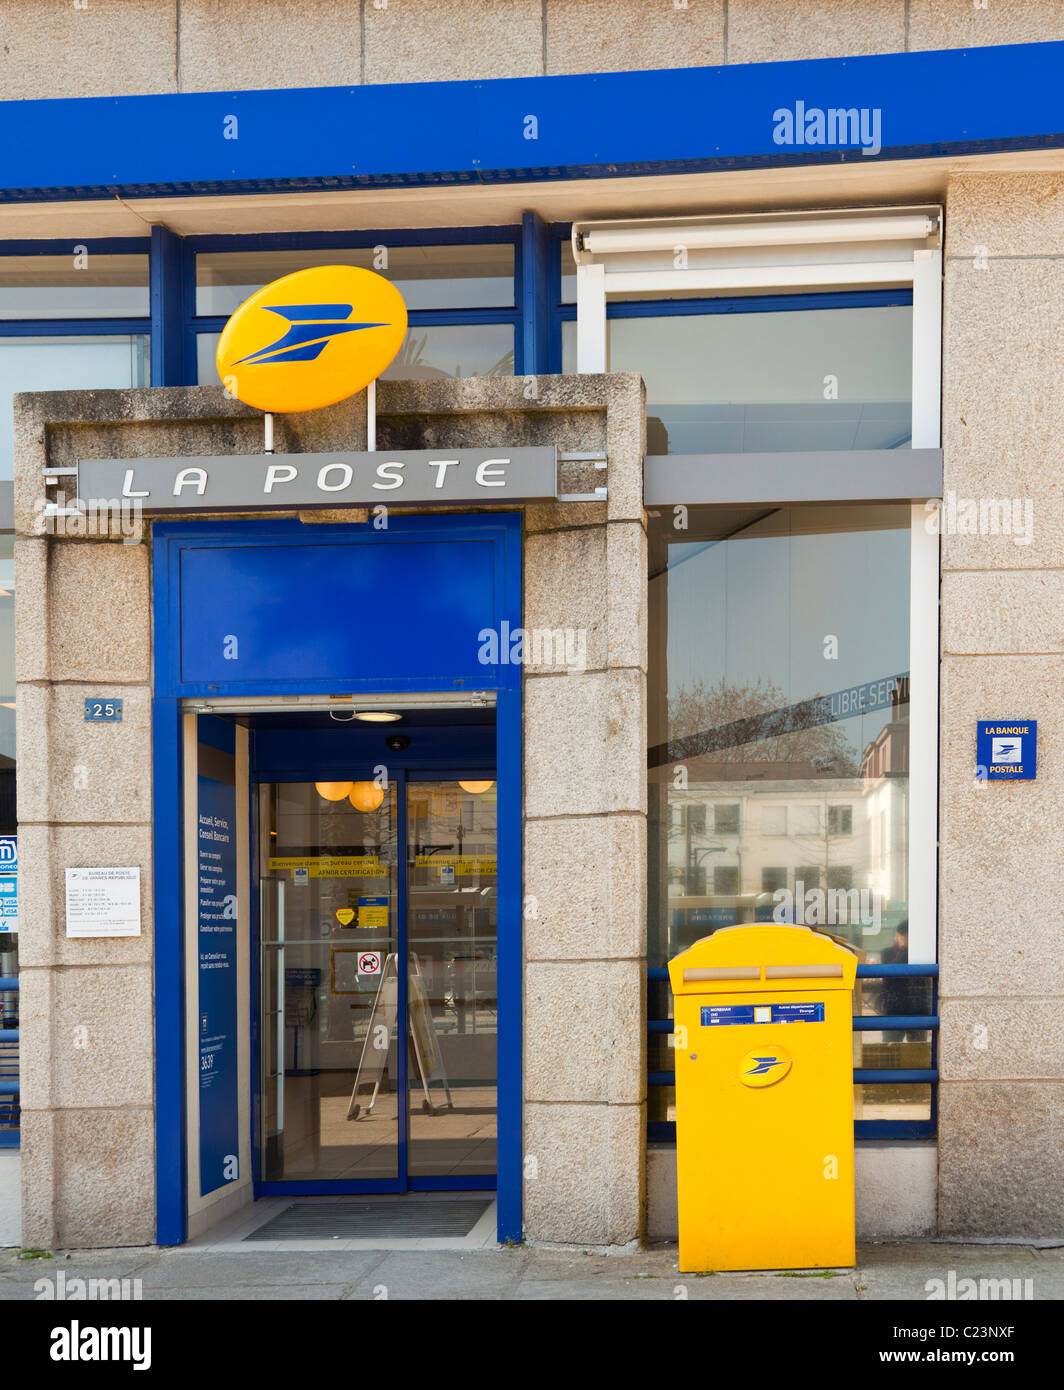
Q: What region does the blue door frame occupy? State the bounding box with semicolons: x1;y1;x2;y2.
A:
152;514;523;1245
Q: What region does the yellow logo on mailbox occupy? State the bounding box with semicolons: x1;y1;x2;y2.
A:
216;265;408;414
739;1045;793;1088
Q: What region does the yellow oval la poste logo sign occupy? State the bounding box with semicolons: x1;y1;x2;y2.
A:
216;265;408;413
739;1045;793;1088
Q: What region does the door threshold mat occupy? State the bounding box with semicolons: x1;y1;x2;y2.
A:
245;1197;493;1240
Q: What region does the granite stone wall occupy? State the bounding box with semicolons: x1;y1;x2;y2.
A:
937;173;1064;1237
3;0;1063;101
14;373;647;1248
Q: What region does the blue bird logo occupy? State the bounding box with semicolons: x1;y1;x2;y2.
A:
746;1055;786;1075
233;303;387;366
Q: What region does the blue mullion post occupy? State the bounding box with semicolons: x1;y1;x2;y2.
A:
152;695;186;1245
520;211;550;378
396;769;409;1190
495;682;522;1243
494;513;523;1243
150;224;189;386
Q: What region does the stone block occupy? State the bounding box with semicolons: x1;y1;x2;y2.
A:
946;173;1064;260
18;1110;58;1252
911;1;1064;52
524;501;608;534
14;824;154;969
603;375;645;524
15;967;54;1113
49;966;155;1110
524;668;645;818
726;0;904;63
13;537;49;683
525;961;643;1103
52;1107;156;1248
546;0;724;73
939;998;1064;1081
605;520;647;672
523;1101;644;1246
48;543;150;683
938;655;1064;996
364;0;541;83
45;685;152;825
0;0;177;100
14;684;51;826
941;571;1064;654
942;258;1064;570
179;0;361;93
938;1082;1063;1237
524;813;645;961
524;525;607;673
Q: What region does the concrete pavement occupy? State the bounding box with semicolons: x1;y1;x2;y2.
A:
1;1240;1061;1300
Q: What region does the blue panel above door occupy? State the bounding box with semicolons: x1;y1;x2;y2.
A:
154;516;521;697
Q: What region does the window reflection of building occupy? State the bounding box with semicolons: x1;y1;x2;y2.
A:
648;503;913;967
0;532;13;1001
0;534;13;833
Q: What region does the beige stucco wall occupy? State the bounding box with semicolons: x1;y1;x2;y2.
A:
14;373;647;1249
2;0;1064;101
937;172;1064;1237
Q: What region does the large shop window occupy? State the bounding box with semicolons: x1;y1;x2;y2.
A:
647;504;936;1137
648;503;913;957
601;208;944;1144
568;207;941;455
0;531;14;1145
0;247;150;480
0;533;12;811
194;238;517;386
561;301;912;454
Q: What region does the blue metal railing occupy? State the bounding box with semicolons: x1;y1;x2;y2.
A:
0;975;19;1148
646;963;939;1141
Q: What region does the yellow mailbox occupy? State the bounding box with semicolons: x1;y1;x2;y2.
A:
668;923;858;1273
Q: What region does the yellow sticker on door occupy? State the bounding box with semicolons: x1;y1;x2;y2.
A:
739;1045;793;1088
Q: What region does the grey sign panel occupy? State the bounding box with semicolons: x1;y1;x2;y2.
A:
644;449;944;506
76;447;558;511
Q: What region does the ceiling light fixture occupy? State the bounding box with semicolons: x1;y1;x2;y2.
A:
315;781;352;801
349;781;385;812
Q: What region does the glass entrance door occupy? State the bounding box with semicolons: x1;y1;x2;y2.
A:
258;779;401;1185
406;780;498;1179
256;773;497;1191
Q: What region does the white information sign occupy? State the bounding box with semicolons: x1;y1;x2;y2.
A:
65;866;142;938
0;833;17;935
357;950;382;978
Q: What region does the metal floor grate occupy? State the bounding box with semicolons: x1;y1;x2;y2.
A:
245;1197;493;1240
